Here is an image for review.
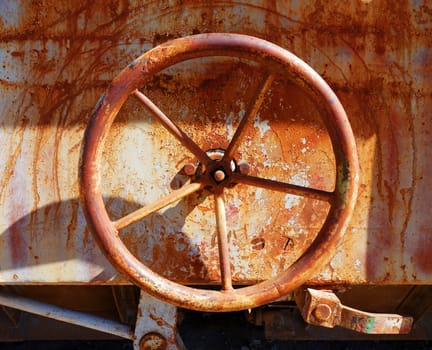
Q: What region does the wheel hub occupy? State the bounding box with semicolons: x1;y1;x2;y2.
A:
185;149;240;189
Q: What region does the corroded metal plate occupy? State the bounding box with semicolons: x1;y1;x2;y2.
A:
0;1;431;285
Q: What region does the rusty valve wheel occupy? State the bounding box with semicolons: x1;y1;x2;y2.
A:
81;33;359;312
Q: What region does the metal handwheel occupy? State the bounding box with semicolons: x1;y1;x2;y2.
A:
80;33;359;312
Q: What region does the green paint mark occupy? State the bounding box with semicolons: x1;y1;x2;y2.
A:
365;316;376;333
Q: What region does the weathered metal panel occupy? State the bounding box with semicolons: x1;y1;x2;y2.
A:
0;0;431;286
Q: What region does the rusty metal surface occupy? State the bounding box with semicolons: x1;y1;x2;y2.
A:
80;33;359;311
296;288;413;334
0;0;431;290
133;292;185;350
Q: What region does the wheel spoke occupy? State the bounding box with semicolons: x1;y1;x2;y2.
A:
214;191;233;291
231;173;334;202
113;182;204;230
133;89;210;164
224;74;274;160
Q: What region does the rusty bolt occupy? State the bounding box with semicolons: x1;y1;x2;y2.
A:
183;163;197;176
139;332;167;350
313;303;333;322
237;161;250;175
213;169;226;182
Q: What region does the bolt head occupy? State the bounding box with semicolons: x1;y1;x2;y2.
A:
313;303;332;322
183;163;197;176
238;161;250;175
139;332;167;350
213;169;226;182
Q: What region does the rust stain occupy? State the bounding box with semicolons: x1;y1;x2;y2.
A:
414;229;432;274
0;0;430;300
80;33;359;311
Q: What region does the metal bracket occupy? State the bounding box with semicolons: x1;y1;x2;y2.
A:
134;291;185;350
295;288;413;334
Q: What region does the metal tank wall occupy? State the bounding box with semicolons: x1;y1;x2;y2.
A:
0;1;431;286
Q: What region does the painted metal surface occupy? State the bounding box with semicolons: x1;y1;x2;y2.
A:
0;0;431;290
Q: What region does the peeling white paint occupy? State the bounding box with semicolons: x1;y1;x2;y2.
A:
284;194;300;209
354;259;362;271
225;111;235;139
253;114;270;137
